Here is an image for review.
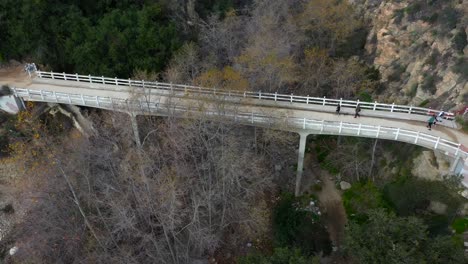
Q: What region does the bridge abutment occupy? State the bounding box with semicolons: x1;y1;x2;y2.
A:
295;132;309;196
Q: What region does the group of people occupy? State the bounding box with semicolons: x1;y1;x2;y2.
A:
335;104;360;118
427;111;445;130
335;103;446;131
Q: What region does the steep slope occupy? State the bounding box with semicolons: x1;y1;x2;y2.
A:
357;0;467;110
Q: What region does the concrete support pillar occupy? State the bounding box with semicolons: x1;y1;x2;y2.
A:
450;155;463;174
295;133;308;196
130;113;141;148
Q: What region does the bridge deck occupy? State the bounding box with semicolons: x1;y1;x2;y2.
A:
0;66;467;186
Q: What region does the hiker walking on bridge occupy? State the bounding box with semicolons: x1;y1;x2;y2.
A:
354;104;361;118
436;110;445;122
336;104;341;115
427;115;436;130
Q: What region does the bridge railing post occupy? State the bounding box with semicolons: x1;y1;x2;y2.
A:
306;96;309;104
434;137;440;150
259;91;262;100
455;144;461;156
303;118;306;129
40;90;44;101
290;94;293;103
115;77;118;85
89;75;92;84
376;125;381;138
394;128;400;140
67;94;72;104
391;103;395;112
63;72;67;81
110;97;115;110
322;96;326;106
51;71;54;80
102;76;105;84
53;91;58;102
357;123;361;136
373;101;377;111
275;92;277;102
320;120;324;133
81;94;85;105
339;121;343;134
251;112;254;123
414;132;420;144
408;105;413;114
76;73;79;82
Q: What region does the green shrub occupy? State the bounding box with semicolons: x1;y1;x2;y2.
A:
393;9;405;24
365;66;380;81
405;2;422;16
406;83;418;97
452;57;468;81
452;30;467;54
343;181;389;223
239;247;319;264
424;49;440;67
273;192;332;256
358;91;372;102
383;177;462;220
418;99;430;107
455;116;468;132
440;7;459;30
422;13;438;23
387;63;407;82
452;218;468;234
421;73;437;94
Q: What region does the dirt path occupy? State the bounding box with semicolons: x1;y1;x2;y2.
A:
317;174;347;247
300;142;348;248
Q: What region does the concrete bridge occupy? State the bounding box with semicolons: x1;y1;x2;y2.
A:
0;65;467;195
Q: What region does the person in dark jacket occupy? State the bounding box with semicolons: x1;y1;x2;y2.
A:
427;115;436;130
336;104;341;115
354;104;361;118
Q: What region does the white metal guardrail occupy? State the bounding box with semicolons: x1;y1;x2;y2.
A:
12;87;467;160
35;71;455;120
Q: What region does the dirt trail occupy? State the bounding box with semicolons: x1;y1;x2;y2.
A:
317;174;347;247
300;143;348;248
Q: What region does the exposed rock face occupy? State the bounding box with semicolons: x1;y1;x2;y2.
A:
356;0;467;111
412;150;452;180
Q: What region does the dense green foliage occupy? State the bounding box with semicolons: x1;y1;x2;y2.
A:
0;1;182;77
341;176;465;262
272;192;332;256
452;218;468;234
343;181;388;223
345;209;464;264
238;247;319;264
384;177;461;218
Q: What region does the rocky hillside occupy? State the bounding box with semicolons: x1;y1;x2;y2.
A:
355;0;467;111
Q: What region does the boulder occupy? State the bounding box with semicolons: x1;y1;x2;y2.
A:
340;181;352;190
